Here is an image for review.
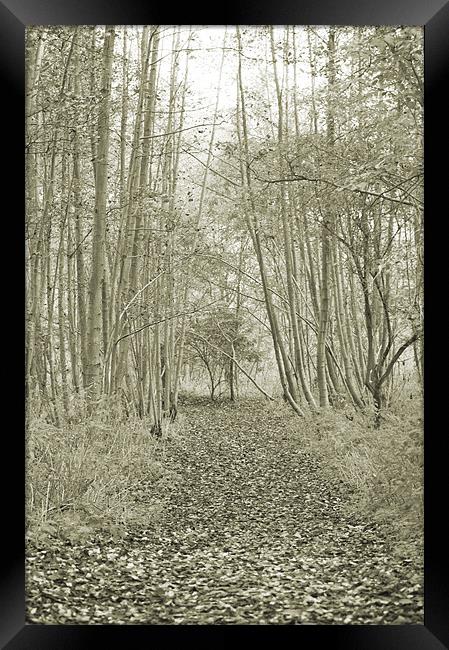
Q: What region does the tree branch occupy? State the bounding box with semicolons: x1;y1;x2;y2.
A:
113;300;219;346
141;121;226;140
378;332;420;387
252;171;416;207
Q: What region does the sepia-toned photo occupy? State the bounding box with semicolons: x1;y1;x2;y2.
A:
25;25;423;625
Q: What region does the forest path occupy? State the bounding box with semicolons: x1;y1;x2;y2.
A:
27;400;422;625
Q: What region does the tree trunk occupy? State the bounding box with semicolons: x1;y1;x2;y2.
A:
86;27;115;398
316;27;336;409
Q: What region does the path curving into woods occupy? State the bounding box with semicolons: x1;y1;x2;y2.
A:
27;400;423;625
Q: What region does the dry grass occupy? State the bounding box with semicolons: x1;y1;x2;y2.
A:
26;388;423;561
295;397;423;556
26;397;181;541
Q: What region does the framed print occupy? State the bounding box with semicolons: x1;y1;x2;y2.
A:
2;0;448;647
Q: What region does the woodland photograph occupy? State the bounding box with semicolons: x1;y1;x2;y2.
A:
25;25;423;625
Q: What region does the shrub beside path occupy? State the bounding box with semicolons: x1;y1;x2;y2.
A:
26;400;423;624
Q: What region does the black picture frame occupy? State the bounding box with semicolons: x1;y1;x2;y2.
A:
3;0;448;647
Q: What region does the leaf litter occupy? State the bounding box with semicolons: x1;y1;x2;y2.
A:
26;400;423;625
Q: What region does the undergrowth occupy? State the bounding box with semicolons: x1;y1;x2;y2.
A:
291;397;423;561
26;389;423;567
26;397;183;544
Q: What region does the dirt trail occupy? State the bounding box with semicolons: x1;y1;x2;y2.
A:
27;400;423;624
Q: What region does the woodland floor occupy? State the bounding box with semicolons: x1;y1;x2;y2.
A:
26;399;423;625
